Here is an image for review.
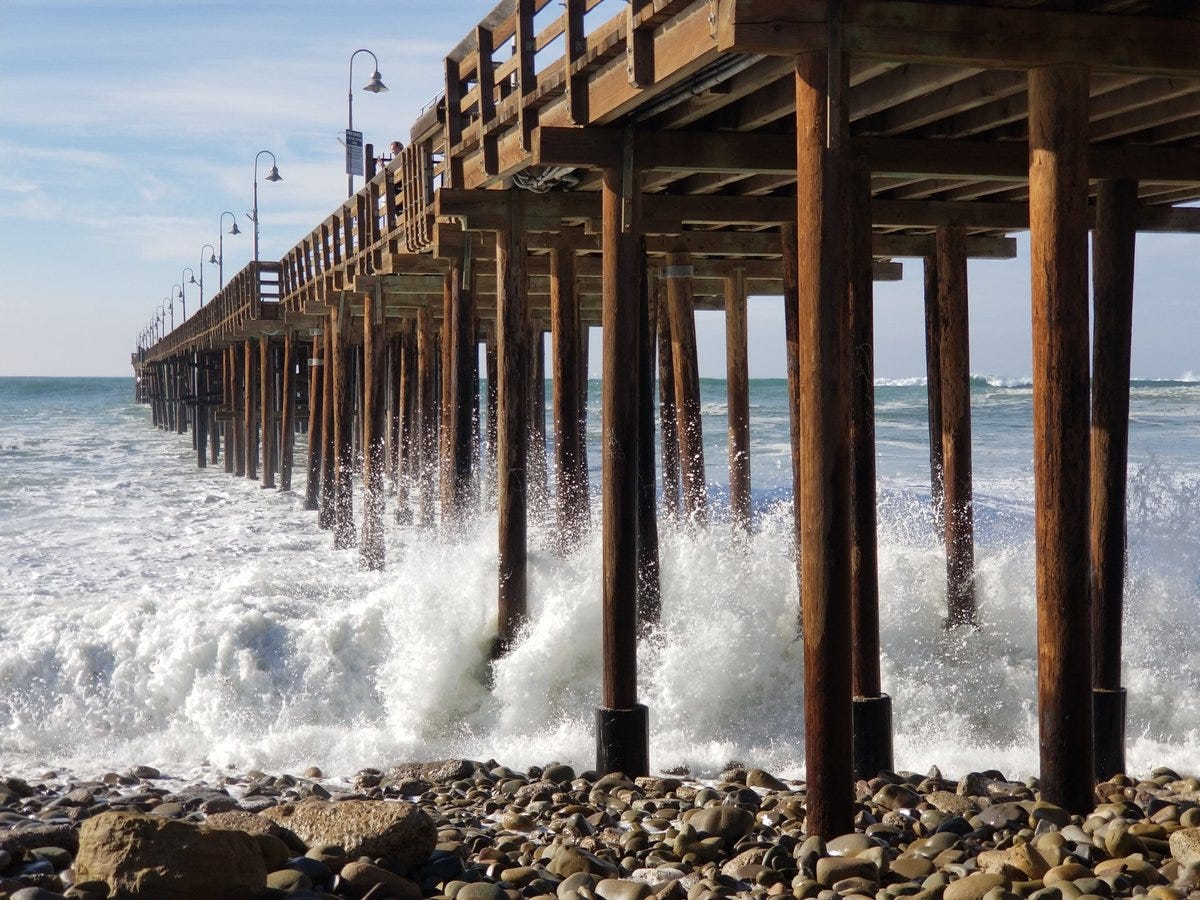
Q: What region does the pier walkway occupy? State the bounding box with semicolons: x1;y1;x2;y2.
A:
132;0;1200;836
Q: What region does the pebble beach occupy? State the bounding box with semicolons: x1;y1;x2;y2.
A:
4;759;1200;900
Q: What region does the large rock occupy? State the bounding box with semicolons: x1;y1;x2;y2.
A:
261;799;435;864
1169;828;1200;867
74;811;266;900
682;806;756;849
389;759;478;784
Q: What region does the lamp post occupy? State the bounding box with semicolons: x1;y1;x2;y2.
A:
219;211;240;289
180;270;194;321
251;151;282;275
160;299;171;336
199;245;217;307
347;48;388;197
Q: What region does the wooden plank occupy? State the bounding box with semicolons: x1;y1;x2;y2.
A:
1029;63;1094;813
725;0;1200;77
566;0;589;123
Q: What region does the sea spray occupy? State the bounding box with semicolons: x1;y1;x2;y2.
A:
1;376;1198;782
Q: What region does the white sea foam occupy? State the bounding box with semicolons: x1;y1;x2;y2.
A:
1;378;1198;784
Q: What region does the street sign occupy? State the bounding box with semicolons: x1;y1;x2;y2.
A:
345;129;364;176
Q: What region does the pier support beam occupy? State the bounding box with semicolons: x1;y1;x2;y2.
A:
232;346;246;477
666;251;707;524
597;150;649;778
332;299;356;549
195;353;209;469
657;288;681;520
485;331;499;470
261;336;276;489
637;240;661;629
280;329;295;491
496;194;530;654
395;322;417;526
361;287;387;569
924;256;945;525
551;247;587;543
1029;62;1094;812
319;324;336;529
795;48;854;839
725;269;751;531
1091;177;1137;780
847;167;891;779
223;349;235;474
937;226;976;627
417;306;438;526
305;330;325;510
781;222;803;603
448;255;477;521
245;339;259;481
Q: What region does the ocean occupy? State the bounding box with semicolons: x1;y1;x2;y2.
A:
1;374;1197;782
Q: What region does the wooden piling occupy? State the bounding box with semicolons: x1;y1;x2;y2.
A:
597;155;649;777
280;329;295;491
848;166;892;779
666;250;707;524
305;331;324;511
795;48;854;839
232;345;246;477
637;241;661;629
1028;62;1094;813
395;321;416;526
550;247;587;542
924;256;946;525
361;287;387;569
450;256;477;517
332;299;356;549
195;354;208;469
261;336;276;489
657;286;681;520
485;330;499;469
496;193;530;654
319;322;336;529
245;339;259;480
223;348;235;474
417;305;438;526
937;226;976;627
1090;177;1137;780
530;330;550;514
781;221;803;599
725;269;751;531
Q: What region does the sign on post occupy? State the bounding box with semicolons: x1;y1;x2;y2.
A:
345;129;364;177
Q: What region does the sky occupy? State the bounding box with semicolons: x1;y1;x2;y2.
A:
1;0;1196;381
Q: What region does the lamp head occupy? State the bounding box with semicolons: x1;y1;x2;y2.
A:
229;221;242;235
363;70;388;93
189;274;198;285
266;165;282;182
208;252;218;264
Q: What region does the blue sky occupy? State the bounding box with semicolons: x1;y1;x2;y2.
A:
1;0;1196;380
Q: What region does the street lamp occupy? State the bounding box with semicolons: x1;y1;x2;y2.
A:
180;270;194;321
170;285;182;330
199;245;217;307
347;48;388;197
250;150;282;274
219;210;241;289
160;300;170;336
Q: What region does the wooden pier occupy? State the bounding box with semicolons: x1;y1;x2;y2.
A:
132;0;1200;836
